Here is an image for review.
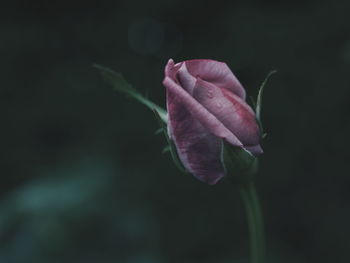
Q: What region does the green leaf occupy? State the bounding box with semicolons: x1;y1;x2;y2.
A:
221;140;258;184
94;64;168;123
256;70;277;126
153;110;187;174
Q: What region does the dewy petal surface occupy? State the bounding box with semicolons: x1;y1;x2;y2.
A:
193;78;261;148
185;59;246;99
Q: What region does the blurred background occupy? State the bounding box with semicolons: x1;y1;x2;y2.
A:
1;0;350;262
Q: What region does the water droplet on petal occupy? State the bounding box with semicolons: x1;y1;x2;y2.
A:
207;91;214;98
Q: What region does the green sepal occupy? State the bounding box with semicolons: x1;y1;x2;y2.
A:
221;140;258;185
255;70;277;134
162;145;171;153
155;128;163;135
94;64;168;123
153;110;188;174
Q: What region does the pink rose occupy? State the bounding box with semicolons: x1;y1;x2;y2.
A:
163;59;263;185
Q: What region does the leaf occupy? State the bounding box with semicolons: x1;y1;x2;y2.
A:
153;110;187;174
256;70;277;124
221;140;258;184
94;64;168;123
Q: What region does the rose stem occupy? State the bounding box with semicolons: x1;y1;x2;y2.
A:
240;182;265;263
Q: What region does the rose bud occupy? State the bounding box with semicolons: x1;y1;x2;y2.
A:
163;59;263;185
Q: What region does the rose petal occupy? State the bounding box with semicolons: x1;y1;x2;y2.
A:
177;62;196;94
163;76;243;147
185;59;246;99
167;87;225;184
193;78;261;147
165;59;183;81
244;144;264;156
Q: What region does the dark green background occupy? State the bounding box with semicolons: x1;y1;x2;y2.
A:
1;0;349;262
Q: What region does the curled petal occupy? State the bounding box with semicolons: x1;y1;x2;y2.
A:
177;62;196;95
185;59;246;99
163;76;243;147
166;89;225;184
193;78;261;147
165;59;183;81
